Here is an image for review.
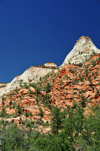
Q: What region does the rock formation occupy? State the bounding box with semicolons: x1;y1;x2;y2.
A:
51;53;100;109
0;36;100;132
0;66;54;97
60;36;100;68
1;53;100;129
44;62;57;68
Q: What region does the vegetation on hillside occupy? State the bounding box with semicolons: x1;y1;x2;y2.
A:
0;102;100;150
0;54;100;150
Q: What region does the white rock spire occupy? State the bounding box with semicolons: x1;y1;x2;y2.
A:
60;36;100;68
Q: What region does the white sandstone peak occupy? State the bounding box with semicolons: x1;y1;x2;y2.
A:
60;36;100;68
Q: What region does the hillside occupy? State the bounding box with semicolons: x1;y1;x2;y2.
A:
51;54;100;108
0;36;100;126
0;36;100;150
0;64;58;98
0;53;100;128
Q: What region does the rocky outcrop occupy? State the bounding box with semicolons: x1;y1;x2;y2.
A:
50;53;100;109
0;66;53;97
0;83;9;94
60;36;100;68
1;53;100;129
44;62;57;68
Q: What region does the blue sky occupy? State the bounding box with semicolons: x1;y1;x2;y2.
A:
0;0;100;82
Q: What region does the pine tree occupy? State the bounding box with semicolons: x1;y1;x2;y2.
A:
51;106;65;134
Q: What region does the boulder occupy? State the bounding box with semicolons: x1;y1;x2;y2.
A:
29;87;35;94
40;91;46;96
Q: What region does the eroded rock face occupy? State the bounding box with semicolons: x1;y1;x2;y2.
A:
0;66;53;97
1;53;100;130
60;36;100;68
50;53;100;108
0;83;9;94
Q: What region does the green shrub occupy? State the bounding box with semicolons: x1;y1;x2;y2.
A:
0;107;9;117
13;102;16;109
23;82;29;89
42;83;52;93
42;94;51;104
73;91;77;94
16;103;22;115
80;95;87;108
1;123;28;151
2;96;5;106
73;88;78;90
39;107;44;118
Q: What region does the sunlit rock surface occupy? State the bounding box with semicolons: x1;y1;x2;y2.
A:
60;36;100;68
